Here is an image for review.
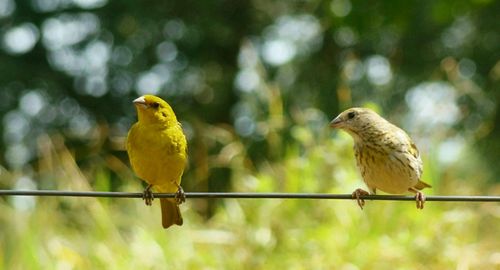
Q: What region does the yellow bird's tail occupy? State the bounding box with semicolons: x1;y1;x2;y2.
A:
414;180;432;190
160;198;183;228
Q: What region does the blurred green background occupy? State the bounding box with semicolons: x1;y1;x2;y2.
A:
1;0;499;269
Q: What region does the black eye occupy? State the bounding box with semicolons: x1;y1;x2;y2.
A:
347;111;356;119
151;102;160;109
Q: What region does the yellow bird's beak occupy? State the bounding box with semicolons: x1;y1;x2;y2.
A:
133;96;148;109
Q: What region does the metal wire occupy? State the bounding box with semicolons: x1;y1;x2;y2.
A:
0;190;499;202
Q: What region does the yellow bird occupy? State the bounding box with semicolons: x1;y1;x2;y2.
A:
330;107;431;209
127;95;187;228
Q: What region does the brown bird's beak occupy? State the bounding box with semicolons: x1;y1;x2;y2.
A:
133;96;147;109
329;116;343;128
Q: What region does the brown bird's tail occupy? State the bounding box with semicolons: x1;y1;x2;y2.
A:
415;180;432;190
160;198;183;228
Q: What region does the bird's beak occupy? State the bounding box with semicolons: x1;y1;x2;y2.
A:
329;116;343;128
133;96;147;109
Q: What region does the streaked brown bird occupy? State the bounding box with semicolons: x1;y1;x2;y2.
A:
330;107;431;209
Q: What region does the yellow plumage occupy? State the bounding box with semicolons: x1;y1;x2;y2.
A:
330;107;430;209
127;95;187;228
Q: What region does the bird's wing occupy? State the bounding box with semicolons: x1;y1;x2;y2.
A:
408;140;420;159
390;127;419;158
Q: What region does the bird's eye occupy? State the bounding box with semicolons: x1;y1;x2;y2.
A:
347;111;356;119
151;102;160;109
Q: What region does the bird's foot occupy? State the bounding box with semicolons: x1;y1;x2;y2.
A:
175;186;186;205
415;191;425;210
142;184;154;206
352;188;370;210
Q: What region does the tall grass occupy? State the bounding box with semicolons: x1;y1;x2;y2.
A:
0;128;499;270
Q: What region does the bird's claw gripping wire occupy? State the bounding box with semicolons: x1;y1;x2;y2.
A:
352;188;370;210
142;184;154;206
408;187;426;209
175;186;186;205
414;191;426;210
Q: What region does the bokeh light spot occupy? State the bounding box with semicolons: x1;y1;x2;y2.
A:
20;90;46;116
2;23;39;55
0;0;15;18
330;0;352;17
365;55;392;86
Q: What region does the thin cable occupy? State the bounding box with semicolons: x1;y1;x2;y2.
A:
0;190;499;202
